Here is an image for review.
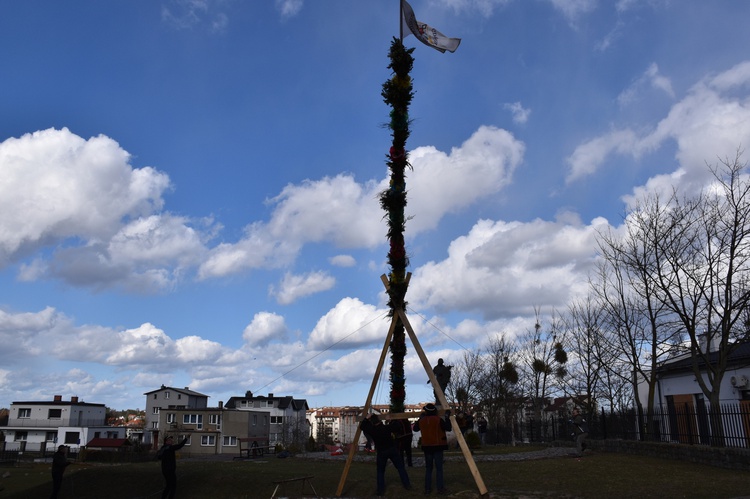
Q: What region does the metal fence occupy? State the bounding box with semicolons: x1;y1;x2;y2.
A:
508;402;750;448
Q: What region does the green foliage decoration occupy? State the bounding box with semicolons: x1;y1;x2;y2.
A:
380;38;415;414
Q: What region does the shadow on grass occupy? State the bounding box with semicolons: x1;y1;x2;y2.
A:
3;449;749;498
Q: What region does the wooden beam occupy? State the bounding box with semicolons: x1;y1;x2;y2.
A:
397;308;488;497
335;313;398;497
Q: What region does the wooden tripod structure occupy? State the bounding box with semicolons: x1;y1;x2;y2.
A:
335;274;488;497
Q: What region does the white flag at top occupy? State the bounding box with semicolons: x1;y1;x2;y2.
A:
401;0;461;53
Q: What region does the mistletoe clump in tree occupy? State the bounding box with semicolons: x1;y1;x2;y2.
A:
380;38;414;414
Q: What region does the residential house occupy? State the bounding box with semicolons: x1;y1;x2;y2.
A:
155;402;270;456
143;385;209;448
637;340;750;447
225;391;308;448
2;395;126;452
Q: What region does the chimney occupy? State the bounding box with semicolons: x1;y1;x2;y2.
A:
699;331;720;352
184;387;189;390
218;401;224;409
268;393;273;398
245;390;253;398
71;396;79;403
53;395;62;402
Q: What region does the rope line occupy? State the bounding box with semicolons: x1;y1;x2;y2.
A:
254;311;391;393
405;306;472;352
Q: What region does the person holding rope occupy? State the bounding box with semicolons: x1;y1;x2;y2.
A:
156;435;189;499
430;358;452;404
413;403;451;495
359;413;412;496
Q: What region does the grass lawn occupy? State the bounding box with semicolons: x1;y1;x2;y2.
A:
1;447;748;498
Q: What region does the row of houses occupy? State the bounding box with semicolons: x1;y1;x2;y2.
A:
3;341;749;455
307;403;429;448
141;386;310;455
1;386;310;456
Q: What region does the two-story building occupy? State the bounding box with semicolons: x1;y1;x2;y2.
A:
143;385;209;448
3;395;125;452
155;402;271;456
225;391;309;448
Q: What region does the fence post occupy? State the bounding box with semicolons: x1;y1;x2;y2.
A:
552;415;556;441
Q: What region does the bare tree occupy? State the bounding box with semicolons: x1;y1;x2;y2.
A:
562;296;613;421
517;309;568;431
593;194;681;439
476;334;521;445
446;348;483;414
651;151;750;445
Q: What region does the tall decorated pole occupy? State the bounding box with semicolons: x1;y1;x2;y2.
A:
338;7;472;496
380;37;414;414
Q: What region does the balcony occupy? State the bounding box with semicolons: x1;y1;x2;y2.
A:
7;418;107;428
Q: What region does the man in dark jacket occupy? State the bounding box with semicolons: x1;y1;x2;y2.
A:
569;408;589;457
50;445;71;499
157;435;189;499
359;413;411;496
413;403;451;495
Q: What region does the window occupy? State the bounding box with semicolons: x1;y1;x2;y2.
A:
271;416;283;425
200;435;215;446
208;414;219;425
64;432;79;444
165;391;170;399
18;408;31;418
183;414;203;427
223;436;237;446
48;409;62;419
167;413;176;424
14;431;28;441
267;400;274;407
179;435;191;445
153;394;157;399
253;414;257;426
46;432;57;442
153;407;160;414
178;394;182;400
152;422;159;429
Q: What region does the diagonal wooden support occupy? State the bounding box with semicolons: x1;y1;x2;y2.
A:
396;307;488;497
335;312;399;497
336;275;488;497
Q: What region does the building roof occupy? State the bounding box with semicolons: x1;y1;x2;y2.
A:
277;396;309;411
225;392;308;410
11;400;105;408
657;341;750;375
143;385;209;397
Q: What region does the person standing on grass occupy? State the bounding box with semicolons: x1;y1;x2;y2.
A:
50;445;71;499
156;435;189;499
413;403;451;495
569;408;589;457
477;415;488;445
395;417;414;467
359;413;412;496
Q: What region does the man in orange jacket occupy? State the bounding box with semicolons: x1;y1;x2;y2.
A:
413;403;451;495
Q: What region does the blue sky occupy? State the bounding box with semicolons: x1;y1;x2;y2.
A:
1;0;750;411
